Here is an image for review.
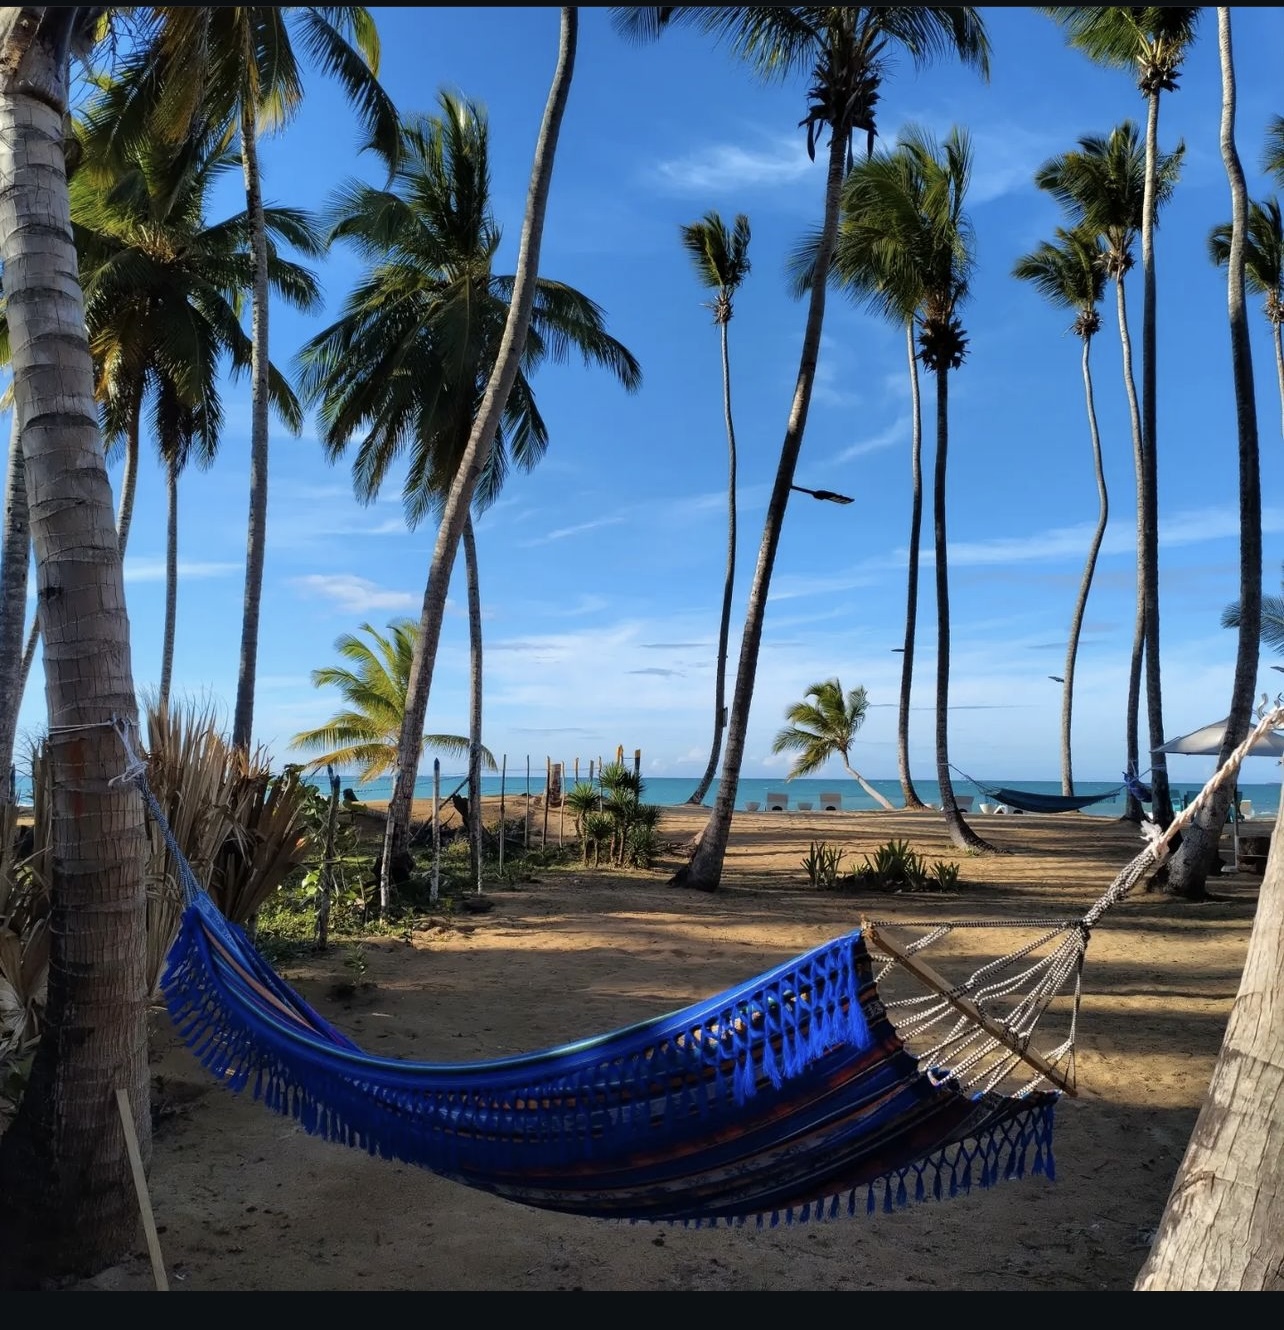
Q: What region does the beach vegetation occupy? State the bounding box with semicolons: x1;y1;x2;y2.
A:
802;840;846;889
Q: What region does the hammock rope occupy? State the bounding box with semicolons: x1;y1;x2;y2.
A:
948;763;1125;814
106;706;1283;1229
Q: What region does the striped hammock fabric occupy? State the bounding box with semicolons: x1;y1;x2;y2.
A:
161;888;1059;1227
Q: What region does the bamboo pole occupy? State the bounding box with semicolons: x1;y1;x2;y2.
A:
498;755;507;875
524;755;531;849
543;757;551;845
116;1089;169;1291
431;759;440;904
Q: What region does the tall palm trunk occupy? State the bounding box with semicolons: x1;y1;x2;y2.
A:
159;451;179;710
1140;88;1171;826
462;514;483;886
232;83;270;753
931;367;991;853
1115;274;1146;822
379;8;577;904
1273;317;1284;437
0;414;31;791
1059;334;1109;795
0;5;149;1287
896;322;926;809
676;127;847;893
686;312;738;806
1162;6;1261;903
114;389;142;555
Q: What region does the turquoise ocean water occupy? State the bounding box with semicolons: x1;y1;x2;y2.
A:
330;770;1283;821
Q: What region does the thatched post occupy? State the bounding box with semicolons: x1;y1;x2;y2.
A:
317;764;340;948
431;759;440;904
498;754;507;875
524;755;531;849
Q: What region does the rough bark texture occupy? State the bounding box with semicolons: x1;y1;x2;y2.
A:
1163;4;1261;902
930;368;993;854
896;322;926;810
232;87;269;752
0;412;31;787
1059;334;1108;796
159;452;178;709
113;391;140;556
686;316;737;807
1135;753;1283;1285
0;5;149;1287
380;8;577;901
673;128;846;892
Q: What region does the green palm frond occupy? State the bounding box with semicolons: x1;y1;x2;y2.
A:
1208;198;1284;304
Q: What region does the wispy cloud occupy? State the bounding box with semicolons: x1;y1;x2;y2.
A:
650;133;812;195
628;667;684;678
828;413;911;465
124;559;240;583
521;516;627;547
291;574;420;614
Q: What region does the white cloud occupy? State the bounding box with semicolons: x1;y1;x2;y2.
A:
521;516;627;547
650;133;813;194
124;559;241;583
290;574;420;614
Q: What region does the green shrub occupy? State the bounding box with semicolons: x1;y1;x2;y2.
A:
802;840;846;889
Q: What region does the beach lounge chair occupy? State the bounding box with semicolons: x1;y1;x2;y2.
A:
955;794;974;813
744;800;760;812
819;792;842;811
765;791;789;811
797;801;813;811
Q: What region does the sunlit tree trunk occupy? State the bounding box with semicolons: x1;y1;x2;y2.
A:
0;5;149;1287
114;390;141;555
687;310;737;807
0;413;31;790
380;8;577;903
1163;5;1261;901
896;322;926;809
159;451;179;710
1059;333;1108;796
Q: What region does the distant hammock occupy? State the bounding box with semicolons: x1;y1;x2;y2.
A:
951;765;1129;815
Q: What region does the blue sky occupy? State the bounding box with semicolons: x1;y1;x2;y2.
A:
14;5;1284;787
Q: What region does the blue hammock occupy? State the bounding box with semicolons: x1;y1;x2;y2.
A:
161;889;1058;1227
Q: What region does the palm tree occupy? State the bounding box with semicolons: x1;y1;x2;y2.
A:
1221;562;1284;652
69;108;320;709
1161;6;1261;904
1013;226;1110;796
1034;123;1183;821
678;210;750;808
1209;197;1284;437
0;5;148;1286
613;5;990;890
289;619;493;782
770;678;893;808
298;12;582;904
844;125;993;853
105;6;400;755
0;409;28;801
1043;7;1202;831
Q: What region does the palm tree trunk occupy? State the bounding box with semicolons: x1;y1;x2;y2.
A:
114;390;142;556
843;760;894;810
1059;335;1109;796
1115;275;1146;823
462;514;483;888
931;367;994;854
159;452;179;711
687;317;737;806
1163;5;1261;902
232;87;270;753
0;413;31;792
677;129;847;892
1273;318;1284;437
1140;88;1172;827
0;6;149;1287
380;8;577;904
897;321;926;810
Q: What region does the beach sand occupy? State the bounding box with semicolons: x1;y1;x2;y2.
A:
68;798;1263;1291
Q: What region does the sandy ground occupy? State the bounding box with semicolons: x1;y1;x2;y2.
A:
65;799;1264;1292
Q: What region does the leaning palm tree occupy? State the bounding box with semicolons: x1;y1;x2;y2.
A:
1161;6;1262;904
770;678;893;808
1013;225;1110;797
0;5;149;1286
102;6;400;755
1042;7;1202;831
289;619;493;783
1209;197;1284;437
679;210;751;808
613;5;990;890
844;125;993;853
1034;123;1183;822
